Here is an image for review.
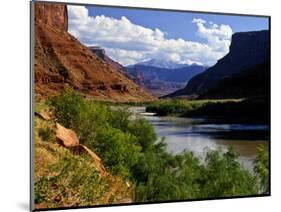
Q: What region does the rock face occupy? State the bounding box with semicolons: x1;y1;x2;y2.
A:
34;2;154;102
167;30;269;97
88;46;106;59
35;108;54;121
88;46;126;73
200;60;270;99
55;123;80;147
34;3;68;31
80;144;106;177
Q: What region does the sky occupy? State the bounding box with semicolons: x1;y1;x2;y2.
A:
67;5;269;66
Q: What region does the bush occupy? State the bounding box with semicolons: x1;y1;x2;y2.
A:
199;148;258;198
128;118;157;152
50;90;143;179
94;127;142;178
109;106;132;132
50;90;111;145
134;147;259;202
50;90;86;129
134;151;203;201
254;144;269;193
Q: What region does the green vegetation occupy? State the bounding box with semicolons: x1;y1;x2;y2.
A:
146;97;269;123
35;90;269;207
38;126;53;142
146;99;242;116
133;147;259;201
35;141;101;206
34;116;132;208
200;148;257;197
254;144;269;194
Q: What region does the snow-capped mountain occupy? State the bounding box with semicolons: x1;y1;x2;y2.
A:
132;59;202;69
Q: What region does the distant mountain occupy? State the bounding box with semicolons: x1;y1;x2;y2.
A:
126;64;206;83
126;61;206;96
132;58;201;69
166;30;269;98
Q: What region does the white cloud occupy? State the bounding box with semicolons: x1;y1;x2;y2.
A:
192;18;232;52
192;18;206;24
68;5;233;66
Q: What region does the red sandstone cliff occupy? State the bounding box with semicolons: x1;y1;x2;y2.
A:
34;2;154;102
35;3;68;31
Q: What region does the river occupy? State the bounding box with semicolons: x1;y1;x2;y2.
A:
129;106;269;172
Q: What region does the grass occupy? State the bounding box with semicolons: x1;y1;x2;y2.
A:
38;126;53;141
34;100;51;114
34;116;132;209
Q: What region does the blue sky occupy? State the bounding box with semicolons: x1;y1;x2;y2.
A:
68;5;269;66
87;6;269;44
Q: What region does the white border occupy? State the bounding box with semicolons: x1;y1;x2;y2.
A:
1;0;280;211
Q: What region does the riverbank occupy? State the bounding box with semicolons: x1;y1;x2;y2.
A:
146;97;270;124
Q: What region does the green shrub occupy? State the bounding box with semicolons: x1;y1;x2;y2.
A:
75;101;111;146
134;148;259;202
94;127;141;178
50;91;143;178
254;144;269;193
199;148;258;198
50;90;86;129
109;106;132;132
128;118;157;152
50;90;109;145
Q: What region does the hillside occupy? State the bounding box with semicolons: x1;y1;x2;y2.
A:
166;30;269;98
34;2;154;102
34;106;132;209
200;60;270;99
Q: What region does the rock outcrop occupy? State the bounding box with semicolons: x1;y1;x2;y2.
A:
35;108;54;121
88;46;106;59
80;144;106;177
34;2;154;102
35;3;68;31
88;46;126;74
55;122;106;175
55;123;80;147
167;30;269;98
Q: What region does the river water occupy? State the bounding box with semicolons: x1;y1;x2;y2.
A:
129;107;269;172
